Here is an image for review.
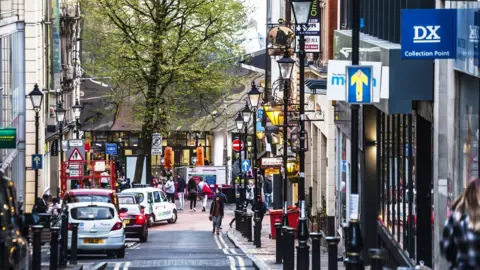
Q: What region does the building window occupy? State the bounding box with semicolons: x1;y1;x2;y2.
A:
456;73;479;198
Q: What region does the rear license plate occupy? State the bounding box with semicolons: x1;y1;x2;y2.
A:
123;219;130;226
83;238;104;244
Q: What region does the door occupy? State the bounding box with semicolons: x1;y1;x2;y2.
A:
153;191;163;218
158;191;172;220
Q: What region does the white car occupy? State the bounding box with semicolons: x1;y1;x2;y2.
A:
67;202;126;258
121;187;177;227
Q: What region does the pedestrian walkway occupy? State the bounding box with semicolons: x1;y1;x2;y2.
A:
226;210;345;270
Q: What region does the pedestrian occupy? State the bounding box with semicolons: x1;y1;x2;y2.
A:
188;177;197;211
32;194;48;214
440;178;480;268
263;175;273;210
164;177;175;203
209;195;224;235
252;195;267;223
198;178;213;212
246;180;254;208
213;188;227;229
100;170;110;188
47;197;61;216
176;173;186;210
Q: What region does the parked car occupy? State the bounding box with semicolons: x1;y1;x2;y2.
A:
118;194;148;242
63;188;119;210
0;175;29;269
67;202;125;258
121;187;177;227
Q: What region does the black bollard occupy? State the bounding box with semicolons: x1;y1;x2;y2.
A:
70;223;79;265
345;220;364;270
254;211;261;248
325;236;341;270
369;248;386;270
286;227;296;270
310;232;323;270
32;225;43;270
241;212;247;237
50;227;60;270
275;223;283;264
59;213;68;267
247;214;253;242
235;210;241;232
282;226;290;270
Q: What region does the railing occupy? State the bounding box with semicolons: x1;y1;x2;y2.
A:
377;221;415;269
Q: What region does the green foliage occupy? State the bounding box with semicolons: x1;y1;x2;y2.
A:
81;0;251;181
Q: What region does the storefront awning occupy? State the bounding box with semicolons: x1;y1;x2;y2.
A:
305;79;327;95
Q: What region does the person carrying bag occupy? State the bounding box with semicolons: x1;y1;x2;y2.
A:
209;196;224;235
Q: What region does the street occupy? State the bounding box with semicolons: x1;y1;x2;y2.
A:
41;204;255;269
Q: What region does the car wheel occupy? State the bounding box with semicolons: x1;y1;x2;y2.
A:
148;214;155;227
168;210;177;224
139;226;148;243
117;246;125;258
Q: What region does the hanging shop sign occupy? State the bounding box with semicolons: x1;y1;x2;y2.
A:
261;157;283;168
0;128;16;149
401;9;456;59
327;60;382;102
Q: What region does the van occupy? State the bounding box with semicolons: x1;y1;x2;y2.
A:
121;187;177;227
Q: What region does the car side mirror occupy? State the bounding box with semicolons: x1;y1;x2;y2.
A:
120;208;128;214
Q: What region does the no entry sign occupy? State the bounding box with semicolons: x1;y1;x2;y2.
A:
232;139;244;152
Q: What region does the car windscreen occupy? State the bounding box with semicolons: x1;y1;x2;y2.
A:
71;206;115;220
67;195;112;204
118;196;136;204
126;193;144;203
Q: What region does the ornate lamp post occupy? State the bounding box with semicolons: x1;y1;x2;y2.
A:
291;1;314;268
277;49;295;227
235;112;245;209
28;84;44;200
72;99;83;139
241;101;252;211
54;102;66;267
247;82;262;198
55;103;66;168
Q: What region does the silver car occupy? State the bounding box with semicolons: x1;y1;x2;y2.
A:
67;202;126;258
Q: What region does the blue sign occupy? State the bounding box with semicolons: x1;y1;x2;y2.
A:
401;9;456;59
345;65;373;104
341;160;346;173
242;160;251;172
106;143;117;155
256;108;265;133
32;154;42;170
455;9;480;76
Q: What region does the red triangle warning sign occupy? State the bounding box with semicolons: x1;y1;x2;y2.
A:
68;148;84;162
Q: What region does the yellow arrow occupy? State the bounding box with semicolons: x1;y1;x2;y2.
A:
350;69;369;102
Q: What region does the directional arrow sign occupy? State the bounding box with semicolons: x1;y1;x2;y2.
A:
346;65;373;104
32;154;42;170
242;160;250;172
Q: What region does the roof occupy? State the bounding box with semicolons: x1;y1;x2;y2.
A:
65;188;115;195
120;187;160;193
67;202;116;208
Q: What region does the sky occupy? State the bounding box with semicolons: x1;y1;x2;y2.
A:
241;0;267;53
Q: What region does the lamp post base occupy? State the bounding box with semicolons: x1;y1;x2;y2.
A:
296;217;310;270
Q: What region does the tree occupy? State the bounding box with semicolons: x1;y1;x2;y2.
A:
81;0;250;182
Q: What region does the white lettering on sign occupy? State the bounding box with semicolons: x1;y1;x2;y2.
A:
413;25;441;43
470;25;479;43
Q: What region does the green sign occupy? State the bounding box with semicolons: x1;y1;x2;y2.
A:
0;128;16;149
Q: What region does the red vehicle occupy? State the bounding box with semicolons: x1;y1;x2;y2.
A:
63;188;120;211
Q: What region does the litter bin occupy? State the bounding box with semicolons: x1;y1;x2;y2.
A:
269;206;300;239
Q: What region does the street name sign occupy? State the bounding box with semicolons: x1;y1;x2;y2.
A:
151;133;162;155
0;128;16;149
69;139;83;147
106;143;117;155
345;65;373;104
261;157;283;168
32;154;43;170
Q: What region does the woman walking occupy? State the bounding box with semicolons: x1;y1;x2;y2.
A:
210;195;224;235
440;178;480;268
188;177;198;211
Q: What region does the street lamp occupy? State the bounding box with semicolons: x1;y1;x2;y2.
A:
28;84;43;200
55;103;66;193
72;99;83;139
241;102;251;214
248;82;262;198
291;1;313;268
241;101;252;123
277;49;295;80
235;112;244;131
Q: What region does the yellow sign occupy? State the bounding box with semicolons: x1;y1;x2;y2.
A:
265;168;280;175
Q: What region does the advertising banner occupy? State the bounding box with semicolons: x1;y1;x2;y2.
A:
295;0;320;53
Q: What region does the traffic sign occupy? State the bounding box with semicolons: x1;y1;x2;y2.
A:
232;139;244;152
69;139;83;147
242;160;251;172
346;65;373;104
106;143;117;155
32;154;42;170
151;133;162;155
68;148;84;162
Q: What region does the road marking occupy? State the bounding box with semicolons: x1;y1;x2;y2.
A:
228;256;236;270
113;262;122;270
229;248;238;255
218;233;229;248
236;256;246;270
127;242;140;249
123;262;131;269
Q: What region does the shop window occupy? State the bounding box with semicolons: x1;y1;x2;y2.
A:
181;149;190;166
124;149;133;156
457;74;479;197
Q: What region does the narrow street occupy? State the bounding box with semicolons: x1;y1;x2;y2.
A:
41;204;255;269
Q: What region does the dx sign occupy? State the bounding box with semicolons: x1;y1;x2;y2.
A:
413;25;441;43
